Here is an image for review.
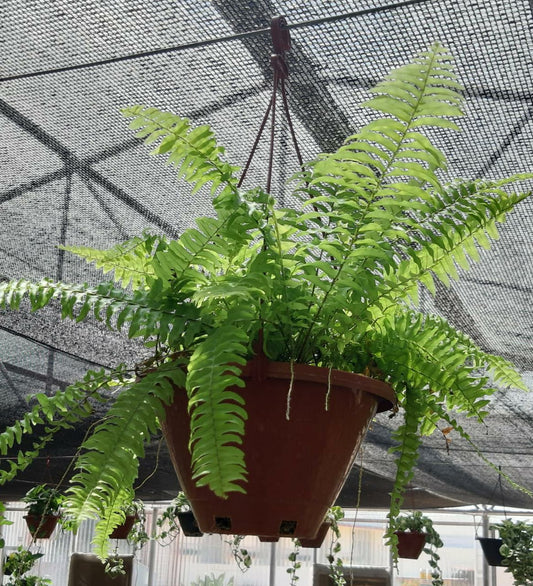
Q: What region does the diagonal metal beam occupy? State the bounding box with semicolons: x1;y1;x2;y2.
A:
0;361;27;404
0;83;268;208
0;99;181;238
475;104;533;179
3;362;70;390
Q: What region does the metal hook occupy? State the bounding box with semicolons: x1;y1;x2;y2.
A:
271;15;290;54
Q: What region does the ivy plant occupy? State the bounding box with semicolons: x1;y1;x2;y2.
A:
0;42;531;560
491;519;533;586
22;485;63;517
2;547;51;586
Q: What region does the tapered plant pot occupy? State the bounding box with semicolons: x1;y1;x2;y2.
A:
395;531;427;559
300;522;330;548
162;355;394;539
477;537;504;566
177;510;203;537
110;515;138;539
24;514;60;539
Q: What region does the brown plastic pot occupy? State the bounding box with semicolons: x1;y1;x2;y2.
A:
162;355;394;539
395;531;427;559
300;521;330;548
477;537;504;566
24;514;59;539
110;515;138;539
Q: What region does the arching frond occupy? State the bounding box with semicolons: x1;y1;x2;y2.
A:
60;232;167;290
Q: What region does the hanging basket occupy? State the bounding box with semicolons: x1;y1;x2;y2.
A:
395;531;427;559
110;515;138;539
177;511;203;537
24;514;59;539
477;537;505;566
299;521;330;548
162;355;394;539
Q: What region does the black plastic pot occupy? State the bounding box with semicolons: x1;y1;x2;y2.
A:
177;510;203;537
477;537;504;566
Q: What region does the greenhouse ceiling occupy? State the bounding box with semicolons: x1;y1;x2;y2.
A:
0;0;532;510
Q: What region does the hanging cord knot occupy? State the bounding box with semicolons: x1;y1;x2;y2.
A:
270;15;290;79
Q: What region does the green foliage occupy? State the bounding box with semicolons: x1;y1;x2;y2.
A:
0;367;128;484
391;511;443;586
2;547;51;586
66;365;186;559
0;42;531;561
22;485;63;516
326;506;346;586
188;574;234;586
287;539;302;585
492;519;533;586
3;547;44;576
224;535;252;572
60;232;168;290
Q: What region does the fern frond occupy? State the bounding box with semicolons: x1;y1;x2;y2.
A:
92;488;135;559
378;178;532;306
186;323;251;497
60;232;167;290
288;43;466;354
0;368;126;484
122;105;239;201
371;309;495;422
387;384;424;522
66;364;186;529
0;278;198;345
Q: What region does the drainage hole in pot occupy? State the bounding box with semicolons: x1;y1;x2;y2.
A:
215;517;232;531
279;520;297;535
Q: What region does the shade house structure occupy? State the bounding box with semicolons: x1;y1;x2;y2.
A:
0;0;532;522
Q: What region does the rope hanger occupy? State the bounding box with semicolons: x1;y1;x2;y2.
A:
237;16;304;193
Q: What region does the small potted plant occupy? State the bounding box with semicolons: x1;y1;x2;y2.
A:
109;499;144;540
171;492;203;537
391;511;443;586
2;546;51;586
489;519;533;585
22;485;63;539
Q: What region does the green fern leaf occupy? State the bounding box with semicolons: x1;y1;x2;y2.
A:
66;364;186;529
122;106;239;197
186;324;251;497
60;232;166;290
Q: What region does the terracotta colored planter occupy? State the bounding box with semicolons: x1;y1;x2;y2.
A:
110;515;138;539
162;355;394;539
24;514;59;539
395;531;427;559
177;510;203;537
477;537;504;566
300;521;330;548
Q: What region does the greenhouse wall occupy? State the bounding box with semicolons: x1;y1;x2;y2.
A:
0;505;522;586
